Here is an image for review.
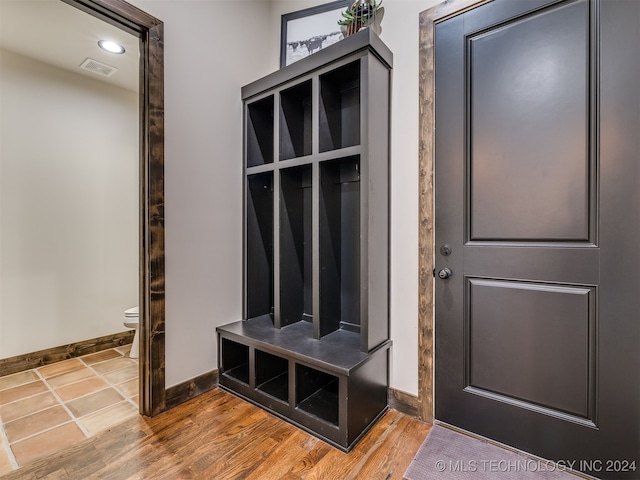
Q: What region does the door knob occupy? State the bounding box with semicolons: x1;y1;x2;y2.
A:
438;268;453;279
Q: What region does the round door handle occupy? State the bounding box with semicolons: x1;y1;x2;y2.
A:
438;268;453;280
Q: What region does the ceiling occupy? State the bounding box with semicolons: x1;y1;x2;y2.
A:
0;0;139;92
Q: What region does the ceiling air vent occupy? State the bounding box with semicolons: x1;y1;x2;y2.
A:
79;57;118;77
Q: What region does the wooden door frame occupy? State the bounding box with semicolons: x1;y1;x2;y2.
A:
417;0;492;423
63;0;166;417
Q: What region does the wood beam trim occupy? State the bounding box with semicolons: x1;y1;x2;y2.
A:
389;388;421;418
166;370;219;410
0;332;134;377
62;0;166;418
417;0;492;423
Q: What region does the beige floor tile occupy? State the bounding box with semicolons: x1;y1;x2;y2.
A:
4;406;72;444
66;388;124;417
0;431;5;451
10;422;86;467
0;392;59;423
131;395;139;407
0;350;145;474
46;367;95;388
0;445;15;476
114;345;132;356
0;381;48;406
0;371;39;392
91;356;137;374
54;377;109;402
116;378;138;398
123;474;144;480
37;359;83;379
104;365;138;385
81;349;122;365
79;401;138;435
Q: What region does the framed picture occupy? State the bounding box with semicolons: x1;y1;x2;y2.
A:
281;0;351;68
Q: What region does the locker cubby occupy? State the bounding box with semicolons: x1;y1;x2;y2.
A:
320;157;361;337
296;365;339;426
246;96;274;167
246;172;273;320
255;349;288;402
221;339;250;385
280;80;312;160
217;316;391;450
319;60;361;152
220;29;392;452
280;165;313;327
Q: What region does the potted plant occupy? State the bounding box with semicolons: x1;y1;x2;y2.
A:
338;0;385;37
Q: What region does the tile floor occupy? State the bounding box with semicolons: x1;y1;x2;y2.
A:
0;345;138;475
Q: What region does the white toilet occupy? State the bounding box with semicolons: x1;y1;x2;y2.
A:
123;306;139;359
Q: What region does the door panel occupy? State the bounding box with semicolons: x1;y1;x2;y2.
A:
467;279;594;419
469;1;591;241
434;0;640;478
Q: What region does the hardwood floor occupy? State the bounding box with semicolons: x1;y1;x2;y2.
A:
1;388;431;479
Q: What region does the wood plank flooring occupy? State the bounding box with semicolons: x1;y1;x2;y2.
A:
1;388;431;479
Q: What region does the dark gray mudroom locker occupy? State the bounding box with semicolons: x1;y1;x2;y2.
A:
217;29;392;451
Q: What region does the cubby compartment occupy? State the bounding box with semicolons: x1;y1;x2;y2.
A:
280;80;312;160
224;30;393;451
221;339;250;385
319;60;360;152
246;172;274;320
296;364;339;426
280;165;313;327
319;157;361;337
246;96;274;167
255;350;289;402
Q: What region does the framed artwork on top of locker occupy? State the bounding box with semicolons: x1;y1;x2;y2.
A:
280;0;350;68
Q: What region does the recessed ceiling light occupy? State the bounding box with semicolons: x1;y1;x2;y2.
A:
98;40;125;54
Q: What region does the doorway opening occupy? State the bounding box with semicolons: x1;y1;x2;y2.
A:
62;0;166;418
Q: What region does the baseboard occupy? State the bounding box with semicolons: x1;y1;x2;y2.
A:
389;388;421;418
0;330;134;377
166;369;219;409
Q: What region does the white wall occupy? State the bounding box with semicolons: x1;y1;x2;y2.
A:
124;0;440;394
128;0;274;388
268;0;440;396
0;49;138;358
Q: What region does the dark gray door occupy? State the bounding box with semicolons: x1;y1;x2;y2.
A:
434;0;639;478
